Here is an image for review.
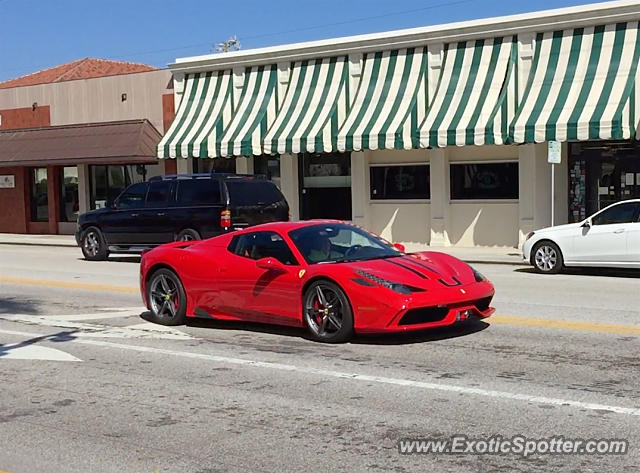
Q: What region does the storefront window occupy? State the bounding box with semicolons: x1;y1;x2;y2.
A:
90;164;158;209
370;165;430;200
300;152;351;220
30;168;48;222
450;162;518;200
59;166;79;222
569;142;640;222
193;157;236;174
254;155;281;188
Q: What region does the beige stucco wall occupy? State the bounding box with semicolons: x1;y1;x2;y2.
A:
0;69;173;133
448;202;519;246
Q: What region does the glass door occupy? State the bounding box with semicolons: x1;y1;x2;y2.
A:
299;152;352;220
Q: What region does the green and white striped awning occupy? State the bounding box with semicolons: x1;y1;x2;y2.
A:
337;48;427;151
263;57;348;154
157;71;233;158
511;22;640;143
218;65;280;157
419;37;517;147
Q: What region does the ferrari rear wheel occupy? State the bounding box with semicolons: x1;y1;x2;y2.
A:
147;269;187;326
303;280;354;343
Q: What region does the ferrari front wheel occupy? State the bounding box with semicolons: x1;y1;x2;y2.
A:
303;280;354;343
147;269;187;326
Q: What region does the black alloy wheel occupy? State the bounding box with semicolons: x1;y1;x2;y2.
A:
303;280;354;343
147;268;187;325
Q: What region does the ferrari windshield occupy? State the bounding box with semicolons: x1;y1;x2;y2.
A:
289;223;402;264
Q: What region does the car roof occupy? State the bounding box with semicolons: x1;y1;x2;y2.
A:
236;220;350;234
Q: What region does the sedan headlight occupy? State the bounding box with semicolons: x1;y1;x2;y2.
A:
525;231;535;241
354;270;420;294
472;268;487;282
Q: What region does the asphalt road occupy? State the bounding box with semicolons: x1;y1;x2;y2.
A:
0;244;639;473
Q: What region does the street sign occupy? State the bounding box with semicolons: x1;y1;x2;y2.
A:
548;140;561;164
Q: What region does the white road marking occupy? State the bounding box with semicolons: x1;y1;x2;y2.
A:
0;314;192;340
0;327;637;417
1;343;81;362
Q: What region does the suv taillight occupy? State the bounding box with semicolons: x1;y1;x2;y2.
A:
220;209;231;229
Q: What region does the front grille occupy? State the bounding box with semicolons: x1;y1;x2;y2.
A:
475;296;493;311
399;307;449;325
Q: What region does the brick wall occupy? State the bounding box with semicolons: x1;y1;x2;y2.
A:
0;105;51;130
0;167;29;233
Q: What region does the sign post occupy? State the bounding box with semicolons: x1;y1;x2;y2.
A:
547;141;561;226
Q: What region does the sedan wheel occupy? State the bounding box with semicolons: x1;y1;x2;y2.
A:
147;269;187;325
303;281;353;343
532;242;563;274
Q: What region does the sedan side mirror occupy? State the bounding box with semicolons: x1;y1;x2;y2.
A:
256;257;285;272
581;219;591;228
393;243;406;253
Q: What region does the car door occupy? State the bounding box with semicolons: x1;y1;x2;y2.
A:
100;182;149;245
174;178;224;239
217;231;302;324
571;202;639;263
625;203;640;264
140;180;175;244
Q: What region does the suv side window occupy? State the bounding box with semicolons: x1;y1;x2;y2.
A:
176;179;221;206
146;181;173;208
228;231;298;265
592;203;640;225
225;180;284;206
116;182;148;209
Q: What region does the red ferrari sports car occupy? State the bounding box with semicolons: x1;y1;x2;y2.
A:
140;221;495;342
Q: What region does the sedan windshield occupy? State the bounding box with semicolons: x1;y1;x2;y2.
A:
289;223;402;264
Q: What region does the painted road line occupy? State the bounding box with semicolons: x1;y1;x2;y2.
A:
0;275;137;294
1;343;81;362
490;315;640;337
0;327;637;417
0;314;193;340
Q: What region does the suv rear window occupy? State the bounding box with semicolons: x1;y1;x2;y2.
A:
146;181;173;207
176;179;221;205
225;180;284;206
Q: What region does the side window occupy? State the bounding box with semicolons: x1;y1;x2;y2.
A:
116;183;148;209
145;181;173;207
592;203;640;225
176;179;221;206
228;231;297;265
225;180;285;205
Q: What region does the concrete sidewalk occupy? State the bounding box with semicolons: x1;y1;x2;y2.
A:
0;233;525;265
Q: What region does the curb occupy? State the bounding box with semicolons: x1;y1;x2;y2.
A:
0;241;77;248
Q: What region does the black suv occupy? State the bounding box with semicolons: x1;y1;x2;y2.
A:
76;173;289;260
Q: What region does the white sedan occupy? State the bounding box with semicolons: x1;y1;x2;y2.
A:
522;199;640;273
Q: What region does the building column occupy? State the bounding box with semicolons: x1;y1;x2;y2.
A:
279;153;299;220
46;165;60;235
78;164;91;214
429;148;450;246
235;156;254;174
176;158;193;174
518;142;569;246
350;151;367;227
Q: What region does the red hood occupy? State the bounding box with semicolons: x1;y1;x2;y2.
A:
341;251;475;289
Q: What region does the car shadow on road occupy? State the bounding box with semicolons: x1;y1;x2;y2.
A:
0;297;41;315
142;312;489;346
515;267;640;278
75;256;141;263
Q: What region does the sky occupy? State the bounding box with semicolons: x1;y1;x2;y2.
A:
0;0;600;82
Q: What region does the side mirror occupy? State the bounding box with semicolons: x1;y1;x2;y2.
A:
256;257;285;272
106;199;115;209
581;219;591;228
393;243;406;253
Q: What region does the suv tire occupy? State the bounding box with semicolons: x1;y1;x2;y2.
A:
176;228;201;242
81;226;109;261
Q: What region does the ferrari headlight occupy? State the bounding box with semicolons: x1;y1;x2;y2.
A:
354;270;413;294
472;268;487;282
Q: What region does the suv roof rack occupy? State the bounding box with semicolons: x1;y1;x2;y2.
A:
149;173;267;182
